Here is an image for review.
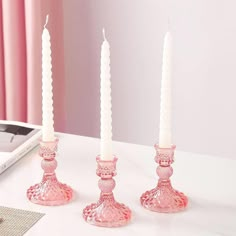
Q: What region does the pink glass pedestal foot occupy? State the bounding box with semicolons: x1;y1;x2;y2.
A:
27;139;73;206
83;156;132;227
140;180;188;213
140;144;188;213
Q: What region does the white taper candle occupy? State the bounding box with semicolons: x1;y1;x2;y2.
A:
159;31;172;148
100;29;113;160
42;15;55;142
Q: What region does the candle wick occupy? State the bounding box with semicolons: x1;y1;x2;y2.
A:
102;28;107;41
44;15;49;28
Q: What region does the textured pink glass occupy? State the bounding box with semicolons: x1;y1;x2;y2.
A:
140;144;188;213
27;139;73;206
83;156;132;227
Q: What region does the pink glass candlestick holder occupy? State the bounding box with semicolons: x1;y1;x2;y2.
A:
140;144;188;213
27;138;73;206
83;156;132;227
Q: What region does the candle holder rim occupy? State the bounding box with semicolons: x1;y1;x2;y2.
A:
96;155;118;163
40;137;59;144
154;144;176;150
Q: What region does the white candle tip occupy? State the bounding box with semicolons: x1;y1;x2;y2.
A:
44;15;49;28
102;28;107;41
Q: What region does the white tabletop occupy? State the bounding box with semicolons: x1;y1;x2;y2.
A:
0;133;235;236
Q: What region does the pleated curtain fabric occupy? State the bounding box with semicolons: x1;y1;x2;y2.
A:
0;0;66;132
0;2;5;120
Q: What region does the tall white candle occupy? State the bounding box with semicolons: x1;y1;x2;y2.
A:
159;31;172;148
42;15;55;142
100;29;113;160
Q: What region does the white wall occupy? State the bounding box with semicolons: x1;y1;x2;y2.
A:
63;0;236;159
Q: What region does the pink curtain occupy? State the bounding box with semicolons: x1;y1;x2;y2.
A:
0;2;5;120
0;0;66;132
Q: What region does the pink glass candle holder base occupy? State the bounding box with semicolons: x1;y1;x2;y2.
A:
83;156;132;227
140;144;188;213
27;139;73;206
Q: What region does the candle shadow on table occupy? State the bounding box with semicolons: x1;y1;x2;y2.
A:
183;198;236;235
76;191;101;205
133;197;236;236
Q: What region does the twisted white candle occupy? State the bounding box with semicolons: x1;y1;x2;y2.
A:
159;31;172;148
100;29;113;160
42;15;55;142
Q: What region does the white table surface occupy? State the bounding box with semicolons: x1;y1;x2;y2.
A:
0;133;235;236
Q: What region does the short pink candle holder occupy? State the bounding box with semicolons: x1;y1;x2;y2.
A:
83;156;132;227
27;139;73;206
140;144;188;213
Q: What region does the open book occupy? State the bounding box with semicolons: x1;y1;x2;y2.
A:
0;120;41;174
